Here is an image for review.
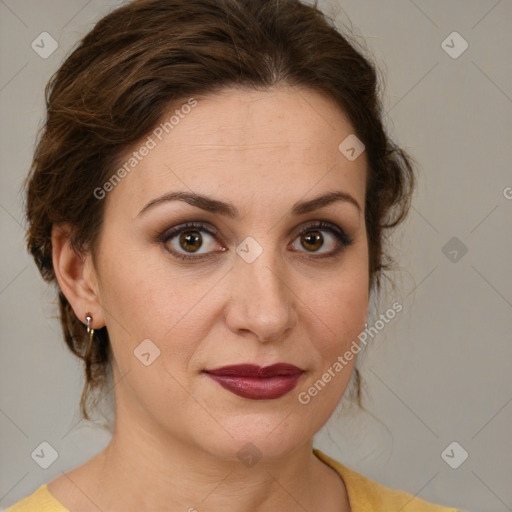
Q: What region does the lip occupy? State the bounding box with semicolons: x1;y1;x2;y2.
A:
203;364;304;400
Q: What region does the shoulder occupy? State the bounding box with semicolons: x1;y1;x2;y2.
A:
313;448;466;512
4;484;68;512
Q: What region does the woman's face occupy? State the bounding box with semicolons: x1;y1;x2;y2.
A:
89;86;369;460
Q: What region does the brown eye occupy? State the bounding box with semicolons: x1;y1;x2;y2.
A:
160;222;225;260
290;221;352;257
300;230;323;252
179;230;203;253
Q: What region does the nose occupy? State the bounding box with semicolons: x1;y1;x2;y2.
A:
224;247;298;343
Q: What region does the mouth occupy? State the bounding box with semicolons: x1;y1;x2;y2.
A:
202;364;305;400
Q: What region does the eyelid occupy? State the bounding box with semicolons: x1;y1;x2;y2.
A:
156;221;226;262
156;221;220;243
293;220;353;246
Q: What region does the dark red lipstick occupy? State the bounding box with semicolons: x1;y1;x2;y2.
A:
203;364;304;400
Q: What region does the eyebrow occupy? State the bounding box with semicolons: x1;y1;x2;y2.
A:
137;190;361;217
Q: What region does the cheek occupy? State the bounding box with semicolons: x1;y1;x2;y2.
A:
315;253;369;344
95;242;185;352
297;263;368;416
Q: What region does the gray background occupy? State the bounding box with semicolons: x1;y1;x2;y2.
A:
1;1;511;511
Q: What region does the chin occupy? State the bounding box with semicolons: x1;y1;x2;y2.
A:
192;411;315;464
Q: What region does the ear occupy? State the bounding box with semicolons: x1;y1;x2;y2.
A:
51;223;105;330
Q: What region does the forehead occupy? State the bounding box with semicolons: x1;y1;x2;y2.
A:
105;86;367;217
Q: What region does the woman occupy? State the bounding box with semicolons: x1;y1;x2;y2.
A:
8;0;465;510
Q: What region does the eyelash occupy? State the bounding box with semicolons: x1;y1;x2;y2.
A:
157;221;353;261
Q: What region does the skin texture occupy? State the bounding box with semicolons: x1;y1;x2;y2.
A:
49;85;369;512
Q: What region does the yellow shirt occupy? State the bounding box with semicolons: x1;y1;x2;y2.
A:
6;448;465;511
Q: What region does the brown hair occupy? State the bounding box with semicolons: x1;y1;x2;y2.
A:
25;0;415;422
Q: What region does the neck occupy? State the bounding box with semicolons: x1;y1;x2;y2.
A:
84;412;349;512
